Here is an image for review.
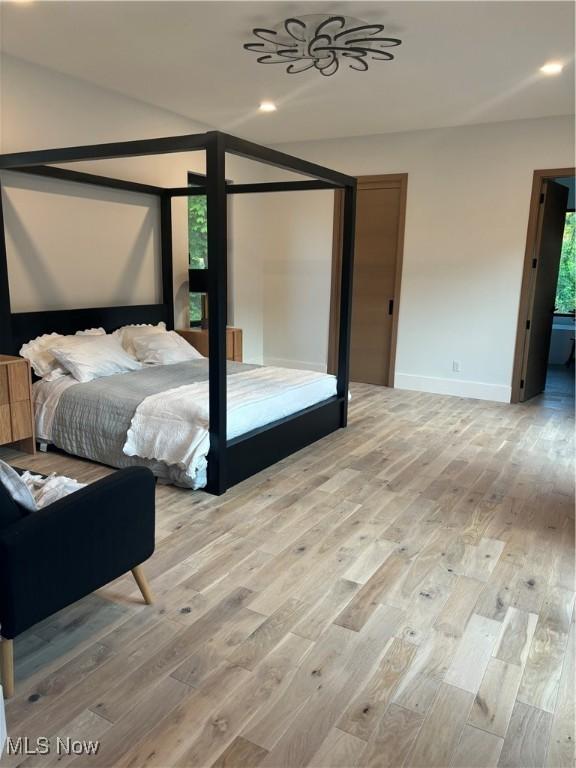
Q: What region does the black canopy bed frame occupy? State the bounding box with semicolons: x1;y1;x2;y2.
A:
0;131;356;495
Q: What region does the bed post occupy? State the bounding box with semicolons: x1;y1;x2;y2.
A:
337;181;357;426
0;132;357;495
0;179;13;353
160;194;175;329
205;132;228;495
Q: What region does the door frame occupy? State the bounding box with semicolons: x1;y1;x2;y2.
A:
511;167;575;403
328;173;408;386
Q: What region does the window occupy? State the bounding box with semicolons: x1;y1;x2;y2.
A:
556;211;575;314
188;194;207;325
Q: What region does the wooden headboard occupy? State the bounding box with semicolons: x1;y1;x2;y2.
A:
9;303;171;356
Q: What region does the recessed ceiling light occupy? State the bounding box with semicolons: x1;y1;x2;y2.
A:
540;62;563;75
259;101;277;113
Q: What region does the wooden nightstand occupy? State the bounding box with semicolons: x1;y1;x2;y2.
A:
177;327;243;362
0;356;35;455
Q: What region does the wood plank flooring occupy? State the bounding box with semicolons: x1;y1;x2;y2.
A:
0;383;573;768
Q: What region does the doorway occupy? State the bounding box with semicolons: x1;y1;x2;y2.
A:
328;174;407;386
512;168;575;403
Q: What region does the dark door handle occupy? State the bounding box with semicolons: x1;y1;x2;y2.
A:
388;299;394;316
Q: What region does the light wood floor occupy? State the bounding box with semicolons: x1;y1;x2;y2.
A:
1;383;574;768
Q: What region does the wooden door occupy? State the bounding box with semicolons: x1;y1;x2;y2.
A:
521;180;569;400
329;175;407;385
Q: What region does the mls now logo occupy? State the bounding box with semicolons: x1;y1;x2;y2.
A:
6;737;100;756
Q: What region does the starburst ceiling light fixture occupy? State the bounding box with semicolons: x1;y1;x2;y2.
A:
243;14;402;77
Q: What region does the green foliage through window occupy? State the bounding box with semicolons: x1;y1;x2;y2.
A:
556;211;575;314
189;195;207;324
189;293;203;324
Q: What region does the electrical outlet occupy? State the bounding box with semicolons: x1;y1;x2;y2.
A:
452;360;461;373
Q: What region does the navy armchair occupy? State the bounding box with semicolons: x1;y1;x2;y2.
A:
0;466;156;698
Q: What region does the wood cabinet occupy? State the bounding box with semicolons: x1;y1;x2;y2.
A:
0;356;35;454
176;327;243;362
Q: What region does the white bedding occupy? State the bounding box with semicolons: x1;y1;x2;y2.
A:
34;375;77;442
33;365;338;487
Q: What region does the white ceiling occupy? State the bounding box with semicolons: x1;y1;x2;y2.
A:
1;1;574;144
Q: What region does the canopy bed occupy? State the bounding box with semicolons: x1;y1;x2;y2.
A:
0;131;356;495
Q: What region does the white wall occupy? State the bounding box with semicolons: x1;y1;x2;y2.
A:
2;170;161;312
261;190;335;372
2;57;574;397
228;193;266;363
0;55;266;360
268;116;575;400
0;55;207;329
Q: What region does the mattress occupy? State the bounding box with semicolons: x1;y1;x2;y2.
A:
33;360;337;489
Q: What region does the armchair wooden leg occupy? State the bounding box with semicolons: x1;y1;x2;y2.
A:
131;566;154;605
1;638;14;699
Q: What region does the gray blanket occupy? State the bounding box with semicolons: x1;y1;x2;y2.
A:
51;360;257;488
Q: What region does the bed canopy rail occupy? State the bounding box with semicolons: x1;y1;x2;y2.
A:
0;130;357;495
169;179;339;196
4;161;341;200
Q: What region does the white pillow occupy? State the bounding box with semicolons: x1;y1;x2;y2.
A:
76;328;106;336
113;322;166;358
133;330;204;365
20;333;65;379
50;335;142;383
20;328;106;379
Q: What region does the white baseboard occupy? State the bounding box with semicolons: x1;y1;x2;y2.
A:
264;356;327;373
394;373;511;403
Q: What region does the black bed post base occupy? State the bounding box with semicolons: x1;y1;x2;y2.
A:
0;130;356;497
226;398;344;488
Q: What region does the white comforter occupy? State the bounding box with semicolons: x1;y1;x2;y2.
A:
123;367;337;485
